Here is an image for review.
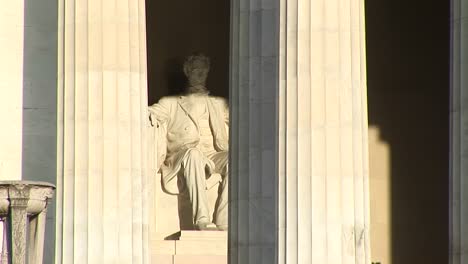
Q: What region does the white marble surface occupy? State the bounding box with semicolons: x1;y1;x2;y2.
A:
277;0;371;263
0;0;24;181
56;0;149;263
151;231;227;264
450;1;468;263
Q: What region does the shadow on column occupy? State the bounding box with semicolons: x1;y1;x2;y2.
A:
21;0;58;263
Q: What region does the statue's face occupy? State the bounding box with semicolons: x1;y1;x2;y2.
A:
187;66;209;87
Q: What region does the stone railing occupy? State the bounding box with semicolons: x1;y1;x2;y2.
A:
0;181;55;264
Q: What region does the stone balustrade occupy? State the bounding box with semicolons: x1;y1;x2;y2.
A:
0;181;55;264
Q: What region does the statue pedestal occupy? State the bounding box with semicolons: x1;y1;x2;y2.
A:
0;181;55;264
152;231;227;264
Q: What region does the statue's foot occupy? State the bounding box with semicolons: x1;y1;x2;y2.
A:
195;222;218;231
216;225;228;231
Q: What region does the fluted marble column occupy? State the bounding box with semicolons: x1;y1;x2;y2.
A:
450;0;468;263
0;1;24;180
229;1;280;263
279;0;371;263
230;0;370;263
57;0;149;263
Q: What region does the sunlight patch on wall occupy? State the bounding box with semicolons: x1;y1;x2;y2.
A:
369;126;391;264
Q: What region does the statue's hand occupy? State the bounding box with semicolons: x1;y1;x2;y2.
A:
148;112;154;127
149;113;160;128
205;159;216;176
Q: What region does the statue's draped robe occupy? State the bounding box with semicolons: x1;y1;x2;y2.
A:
148;94;229;225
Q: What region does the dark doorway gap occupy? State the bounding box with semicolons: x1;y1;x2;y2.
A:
145;0;230;105
365;0;450;263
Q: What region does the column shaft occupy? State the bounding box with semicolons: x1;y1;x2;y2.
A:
229;1;280;263
278;0;371;263
57;0;149;263
450;0;468;263
230;0;371;263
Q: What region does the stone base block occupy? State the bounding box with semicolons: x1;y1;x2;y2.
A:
174;255;227;264
150;240;176;255
176;231;227;255
175;240;227;255
151;254;173;264
151;230;227;264
179;230;227;241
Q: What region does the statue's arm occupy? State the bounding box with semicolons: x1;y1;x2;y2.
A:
147;119;167;173
148;98;172;171
221;99;229;140
154;121;167;171
222;98;229;126
148;98;171;126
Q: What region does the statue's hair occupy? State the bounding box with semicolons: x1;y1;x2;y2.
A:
183;53;210;74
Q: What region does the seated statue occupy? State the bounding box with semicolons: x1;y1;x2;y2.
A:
148;54;229;231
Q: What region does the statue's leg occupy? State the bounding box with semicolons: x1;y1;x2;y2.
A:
210;151;228;230
181;148;211;227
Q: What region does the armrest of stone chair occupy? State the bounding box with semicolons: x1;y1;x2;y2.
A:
147;117;167;173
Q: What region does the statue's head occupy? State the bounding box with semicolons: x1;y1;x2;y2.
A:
183;53;210;93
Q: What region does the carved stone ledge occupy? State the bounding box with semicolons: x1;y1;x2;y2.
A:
0;181;55;264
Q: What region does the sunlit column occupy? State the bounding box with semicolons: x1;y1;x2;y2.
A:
56;0;149;263
278;0;371;263
450;0;468;263
0;0;24;180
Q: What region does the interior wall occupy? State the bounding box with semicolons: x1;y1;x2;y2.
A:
366;0;450;263
145;0;230;105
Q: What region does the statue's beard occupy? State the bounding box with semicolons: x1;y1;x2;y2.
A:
187;84;209;95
